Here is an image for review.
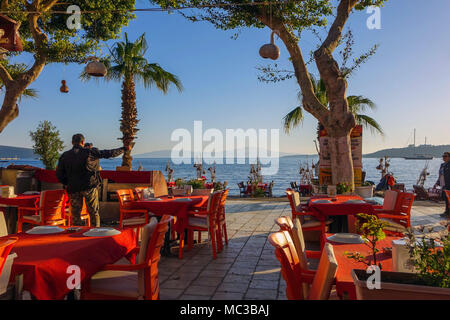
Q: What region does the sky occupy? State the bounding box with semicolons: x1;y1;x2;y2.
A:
0;0;449;156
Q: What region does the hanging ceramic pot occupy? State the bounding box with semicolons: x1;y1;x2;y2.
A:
60;80;69;93
259;31;280;60
85;57;107;77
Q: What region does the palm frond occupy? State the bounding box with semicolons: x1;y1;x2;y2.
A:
348;95;376;113
283;106;304;134
355;114;384;136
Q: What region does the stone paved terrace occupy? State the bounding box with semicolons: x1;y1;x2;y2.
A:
157;198;448;300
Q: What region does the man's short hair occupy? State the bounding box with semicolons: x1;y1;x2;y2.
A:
72;134;85;145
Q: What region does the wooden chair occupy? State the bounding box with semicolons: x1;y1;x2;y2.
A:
268;231;337;300
134;187;148;200
290;182;300;192
185;191;223;260
375;191;415;236
66;197;91;227
285;189;332;248
17;190;66;232
264;181;274;197
238;182;247;197
116;189;149;230
81;216;171;300
0;237;18;297
216;189;229;252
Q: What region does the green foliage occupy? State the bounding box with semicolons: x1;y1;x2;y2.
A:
213;181;228;190
345;213;389;267
186;179;205;189
175;178;186;187
0;63;39;101
405;228;450;288
5;0;136;64
336;182;351;194
29;121;64;170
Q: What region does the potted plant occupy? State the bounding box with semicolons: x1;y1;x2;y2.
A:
351;221;450;300
355;182;374;198
336;182;352;195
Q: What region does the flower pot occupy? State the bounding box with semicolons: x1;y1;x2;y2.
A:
191;188;214;196
355;185;374;198
351;269;450;300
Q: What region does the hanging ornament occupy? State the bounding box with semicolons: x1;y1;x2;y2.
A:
259;31;280;60
60;80;69;93
85;56;107;77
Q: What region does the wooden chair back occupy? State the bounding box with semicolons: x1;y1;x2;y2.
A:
268;231;303;300
116;189;135;208
217;189;229;223
134;187;148;200
307;243;338;300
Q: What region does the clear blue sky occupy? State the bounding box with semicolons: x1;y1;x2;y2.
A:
0;0;449;155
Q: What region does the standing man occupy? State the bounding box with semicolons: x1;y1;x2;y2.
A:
56;134;130;226
434;152;450;218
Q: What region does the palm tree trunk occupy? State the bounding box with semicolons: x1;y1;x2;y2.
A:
120;77;139;168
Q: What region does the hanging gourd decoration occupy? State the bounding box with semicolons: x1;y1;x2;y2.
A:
60;80;69;93
85;57;107;77
259;31;280;60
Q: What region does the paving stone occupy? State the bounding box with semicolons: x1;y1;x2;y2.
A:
216;281;250;293
179;294;211;300
212;292;245;300
184;285;218;296
160;288;184;300
244;288;278;300
249;279;279;290
195;276;224;287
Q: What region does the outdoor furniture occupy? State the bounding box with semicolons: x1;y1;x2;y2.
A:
0;212;7;237
375;192;415;236
65;196;91;227
286;189;332;248
445;191;450;231
238;182;247;197
134;187;148;200
216;189;229;252
268;231;338;300
8;227;136;300
0;194;40;233
116;189;149;231
328;234;396;300
81;216;171;300
290;182;299;192
16;190;66;233
0;237;17;278
186;191;223;259
413;185;441;201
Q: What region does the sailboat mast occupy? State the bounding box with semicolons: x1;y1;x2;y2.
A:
414;128;416;147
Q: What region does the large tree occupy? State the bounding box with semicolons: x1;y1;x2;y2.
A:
153;0;386;187
83;33;182;168
0;0;136;133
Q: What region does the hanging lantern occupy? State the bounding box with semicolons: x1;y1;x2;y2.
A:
259;31;280;60
0;14;23;52
85;57;107;77
60;80;69;93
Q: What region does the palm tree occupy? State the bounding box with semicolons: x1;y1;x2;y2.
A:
0;64;38;101
83;33;182;167
283;74;383;136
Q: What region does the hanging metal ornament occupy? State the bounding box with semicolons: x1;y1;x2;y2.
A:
259;31;280;60
85;56;107;77
60;80;69;93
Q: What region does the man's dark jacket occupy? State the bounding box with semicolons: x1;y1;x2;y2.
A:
56;145;125;193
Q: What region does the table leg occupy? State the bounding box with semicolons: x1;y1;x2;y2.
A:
5;207;18;234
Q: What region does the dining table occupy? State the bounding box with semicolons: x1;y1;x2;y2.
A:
5;227;136;300
308;195;377;233
0;194;41;234
327;234;398;300
131;195;209;256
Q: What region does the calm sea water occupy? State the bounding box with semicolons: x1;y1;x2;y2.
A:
0;156;443;197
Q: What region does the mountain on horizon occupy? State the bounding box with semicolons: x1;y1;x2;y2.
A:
0;145;37;159
364;144;450;158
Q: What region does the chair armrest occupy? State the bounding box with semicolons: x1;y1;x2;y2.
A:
374;209;396;215
121;209;148;214
376;213;407;221
101;262;147;271
18;207;40;215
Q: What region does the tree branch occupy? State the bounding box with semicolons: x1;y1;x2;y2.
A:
0;63;13;87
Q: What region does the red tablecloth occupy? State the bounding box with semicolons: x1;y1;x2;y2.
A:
132;196;209;234
7;227;135;300
0;194;40;208
328;235;396;300
308;195;375;221
34;169;152;184
299;184;312;193
245;183;267;194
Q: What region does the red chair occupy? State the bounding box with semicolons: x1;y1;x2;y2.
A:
375;191;415;236
0;237;17;277
268;231;338;300
286;189;332;249
116;189;149;230
81;215;171;300
184;191;223;260
17;190;66;232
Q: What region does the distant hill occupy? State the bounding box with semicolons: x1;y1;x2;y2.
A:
0;145;36;159
364;144;450;158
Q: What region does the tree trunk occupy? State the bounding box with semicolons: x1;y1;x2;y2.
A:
0;86;21;132
328;133;354;187
120;77;138;168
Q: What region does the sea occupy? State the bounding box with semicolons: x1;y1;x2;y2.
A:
0;156;443;197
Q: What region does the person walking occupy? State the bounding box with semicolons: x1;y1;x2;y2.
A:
56;134;130;226
434;152;450;218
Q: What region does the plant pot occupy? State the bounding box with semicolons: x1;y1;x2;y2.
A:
351;269;450;300
191;188;214;196
355;186;374;198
